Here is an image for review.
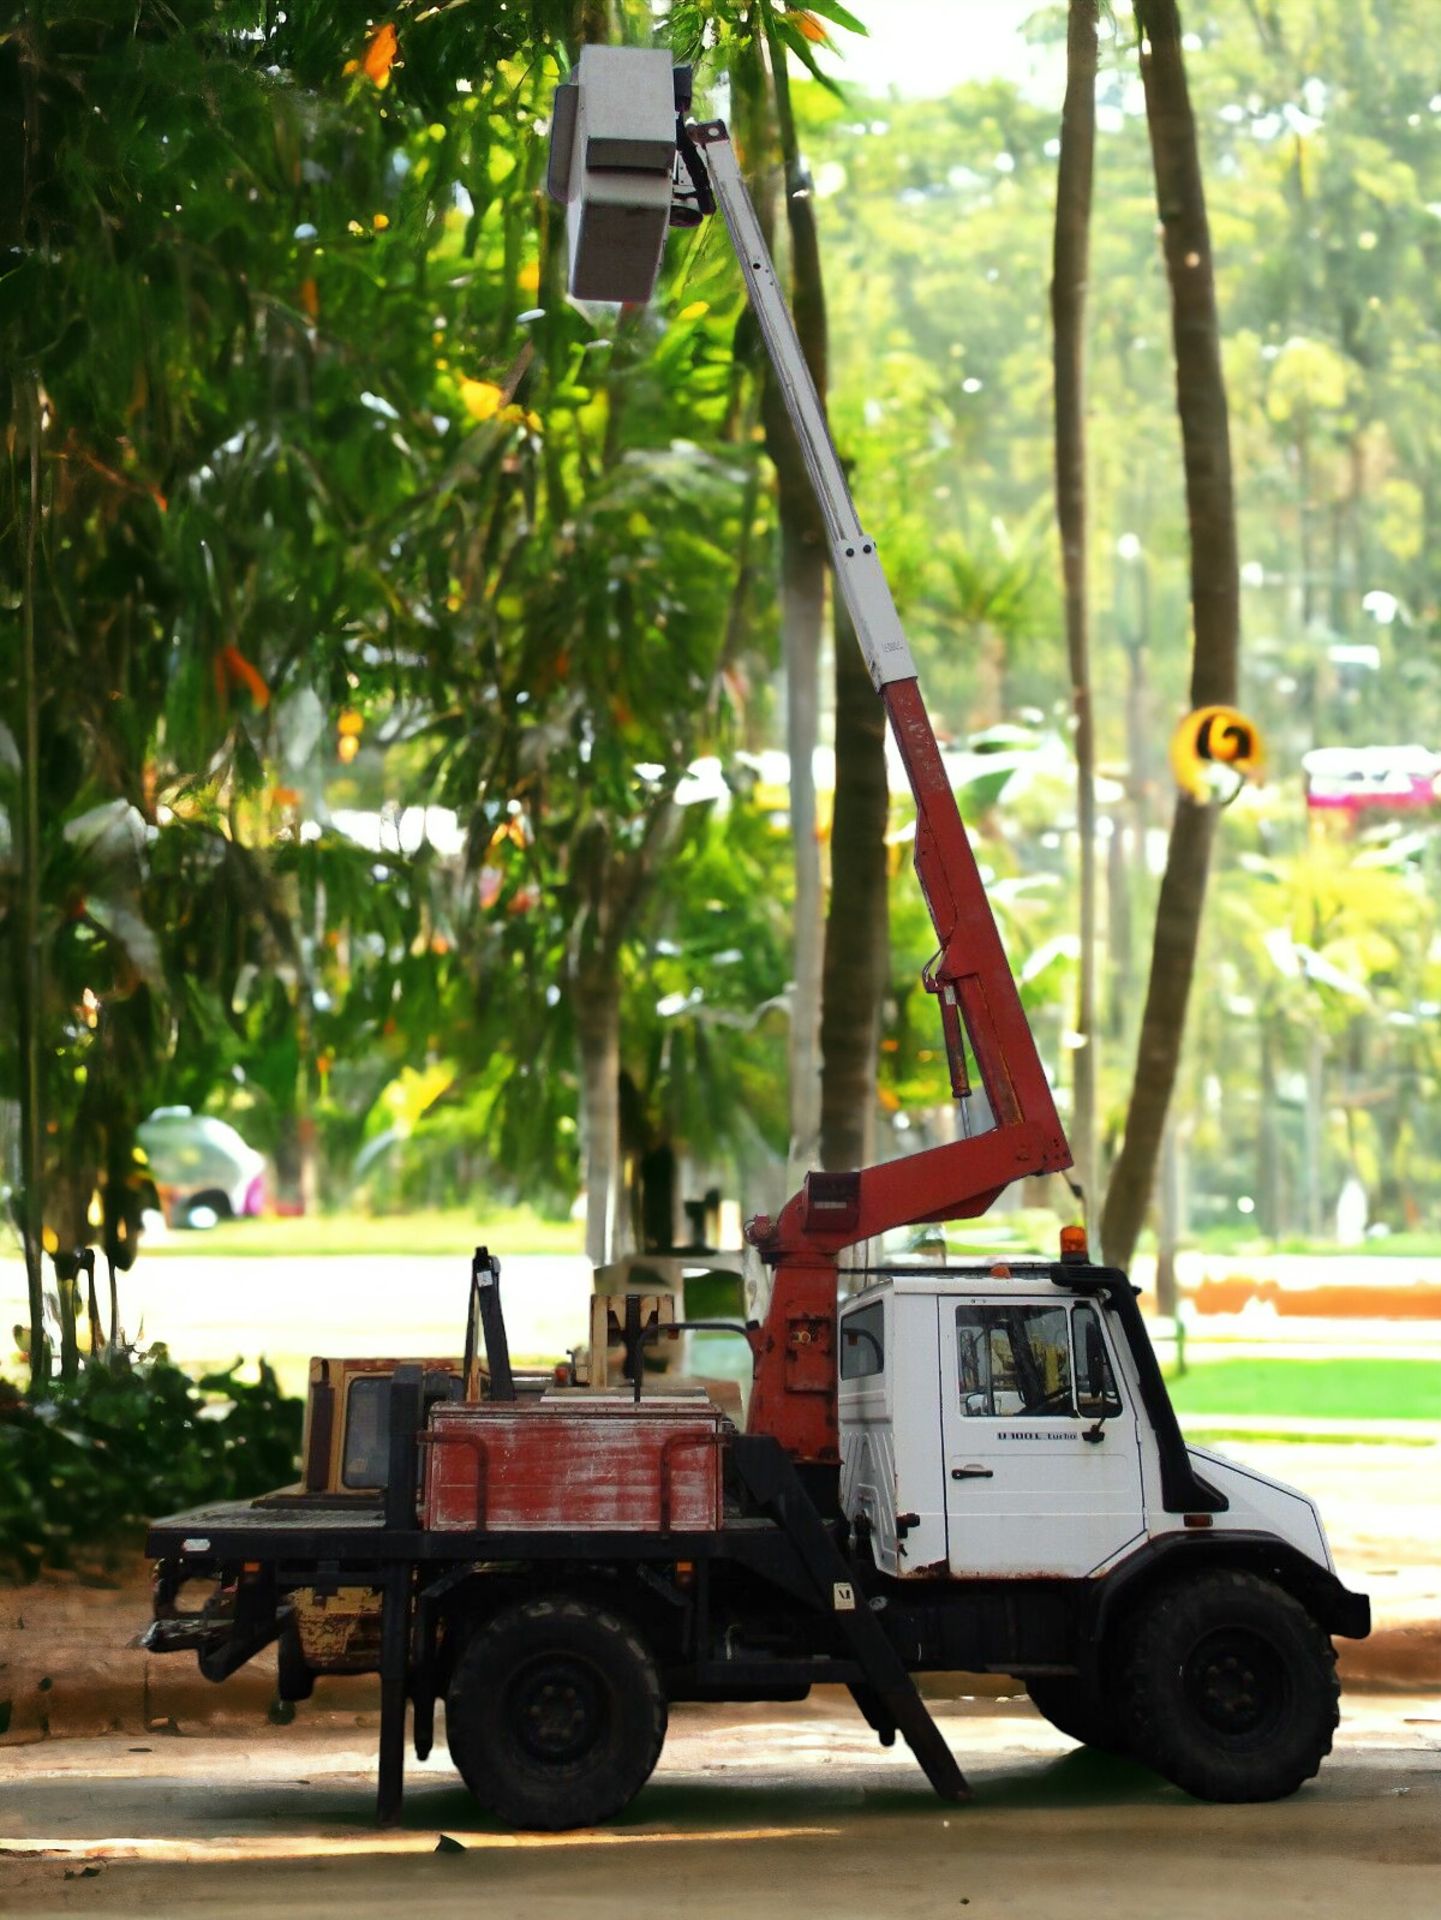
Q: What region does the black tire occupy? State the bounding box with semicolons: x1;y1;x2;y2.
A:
180;1190;232;1229
1120;1570;1339;1802
1025;1672;1126;1753
445;1596;667;1830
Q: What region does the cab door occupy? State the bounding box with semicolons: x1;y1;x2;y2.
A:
939;1297;1145;1578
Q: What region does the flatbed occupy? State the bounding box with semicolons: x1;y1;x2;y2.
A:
146;1402;972;1824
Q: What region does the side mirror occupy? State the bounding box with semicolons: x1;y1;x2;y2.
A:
964;1391;990;1417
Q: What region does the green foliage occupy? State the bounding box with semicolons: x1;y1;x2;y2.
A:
6;0;1441;1278
0;1351;302;1581
1;0;786;1270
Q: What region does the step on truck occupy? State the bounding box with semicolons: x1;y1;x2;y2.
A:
142;51;1369;1830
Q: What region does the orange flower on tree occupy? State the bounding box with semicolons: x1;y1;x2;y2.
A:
345;22;398;88
214;646;270;710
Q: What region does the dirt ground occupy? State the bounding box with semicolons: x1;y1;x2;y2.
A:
1;1693;1438;1919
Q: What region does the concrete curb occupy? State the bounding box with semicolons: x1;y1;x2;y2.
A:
0;1646;385;1745
2;1629;1434;1747
1339;1621;1441;1693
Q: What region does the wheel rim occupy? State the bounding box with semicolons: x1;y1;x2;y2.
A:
1182;1626;1289;1746
506;1653;609;1765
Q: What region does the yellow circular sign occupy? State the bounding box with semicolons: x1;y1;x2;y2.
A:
1169;705;1265;803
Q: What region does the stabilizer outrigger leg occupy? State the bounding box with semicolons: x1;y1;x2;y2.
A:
731;1436;970;1805
376;1364;424;1824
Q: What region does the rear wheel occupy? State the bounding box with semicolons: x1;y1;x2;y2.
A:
445;1596;667;1830
1121;1570;1338;1801
1025;1672;1126;1753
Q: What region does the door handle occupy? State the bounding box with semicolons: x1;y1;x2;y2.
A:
951;1465;994;1480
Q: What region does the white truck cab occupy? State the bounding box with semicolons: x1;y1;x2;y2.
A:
839;1266;1335;1587
836;1260;1366;1801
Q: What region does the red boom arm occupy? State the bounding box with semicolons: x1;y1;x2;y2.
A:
742;679;1073;1463
691;124;1073;1464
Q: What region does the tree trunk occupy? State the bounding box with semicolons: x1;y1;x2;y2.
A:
1051;0;1100;1212
761;17;829;1185
637;1142;678;1254
569;800;681;1267
1100;0;1241;1271
779;522;826;1181
294;990;318;1216
1155;1113;1182;1319
820;592;889;1174
17;374;47;1392
576;973;622;1269
1099;798;1218;1266
106;1251;121;1355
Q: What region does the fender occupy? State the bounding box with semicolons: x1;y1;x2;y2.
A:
1090;1529;1371;1642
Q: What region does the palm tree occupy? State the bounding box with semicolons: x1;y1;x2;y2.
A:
1099;0;1242;1271
732;3;832;1182
820;589;890;1174
1051;0;1100;1211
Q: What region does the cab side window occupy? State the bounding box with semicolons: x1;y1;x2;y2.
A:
956;1305;1073;1418
840;1299;885;1380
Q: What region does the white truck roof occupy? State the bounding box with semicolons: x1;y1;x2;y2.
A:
842;1264;1072;1301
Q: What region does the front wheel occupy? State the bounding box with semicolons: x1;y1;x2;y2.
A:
1121;1570;1338;1802
445;1596;667;1830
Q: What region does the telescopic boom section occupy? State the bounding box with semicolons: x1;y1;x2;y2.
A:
690;125;1073;1463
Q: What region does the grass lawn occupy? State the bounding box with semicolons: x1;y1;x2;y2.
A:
1166;1357;1441;1422
139;1203;583;1260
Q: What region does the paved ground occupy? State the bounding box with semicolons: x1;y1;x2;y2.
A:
1;1692;1437;1918
0;1251;598;1393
